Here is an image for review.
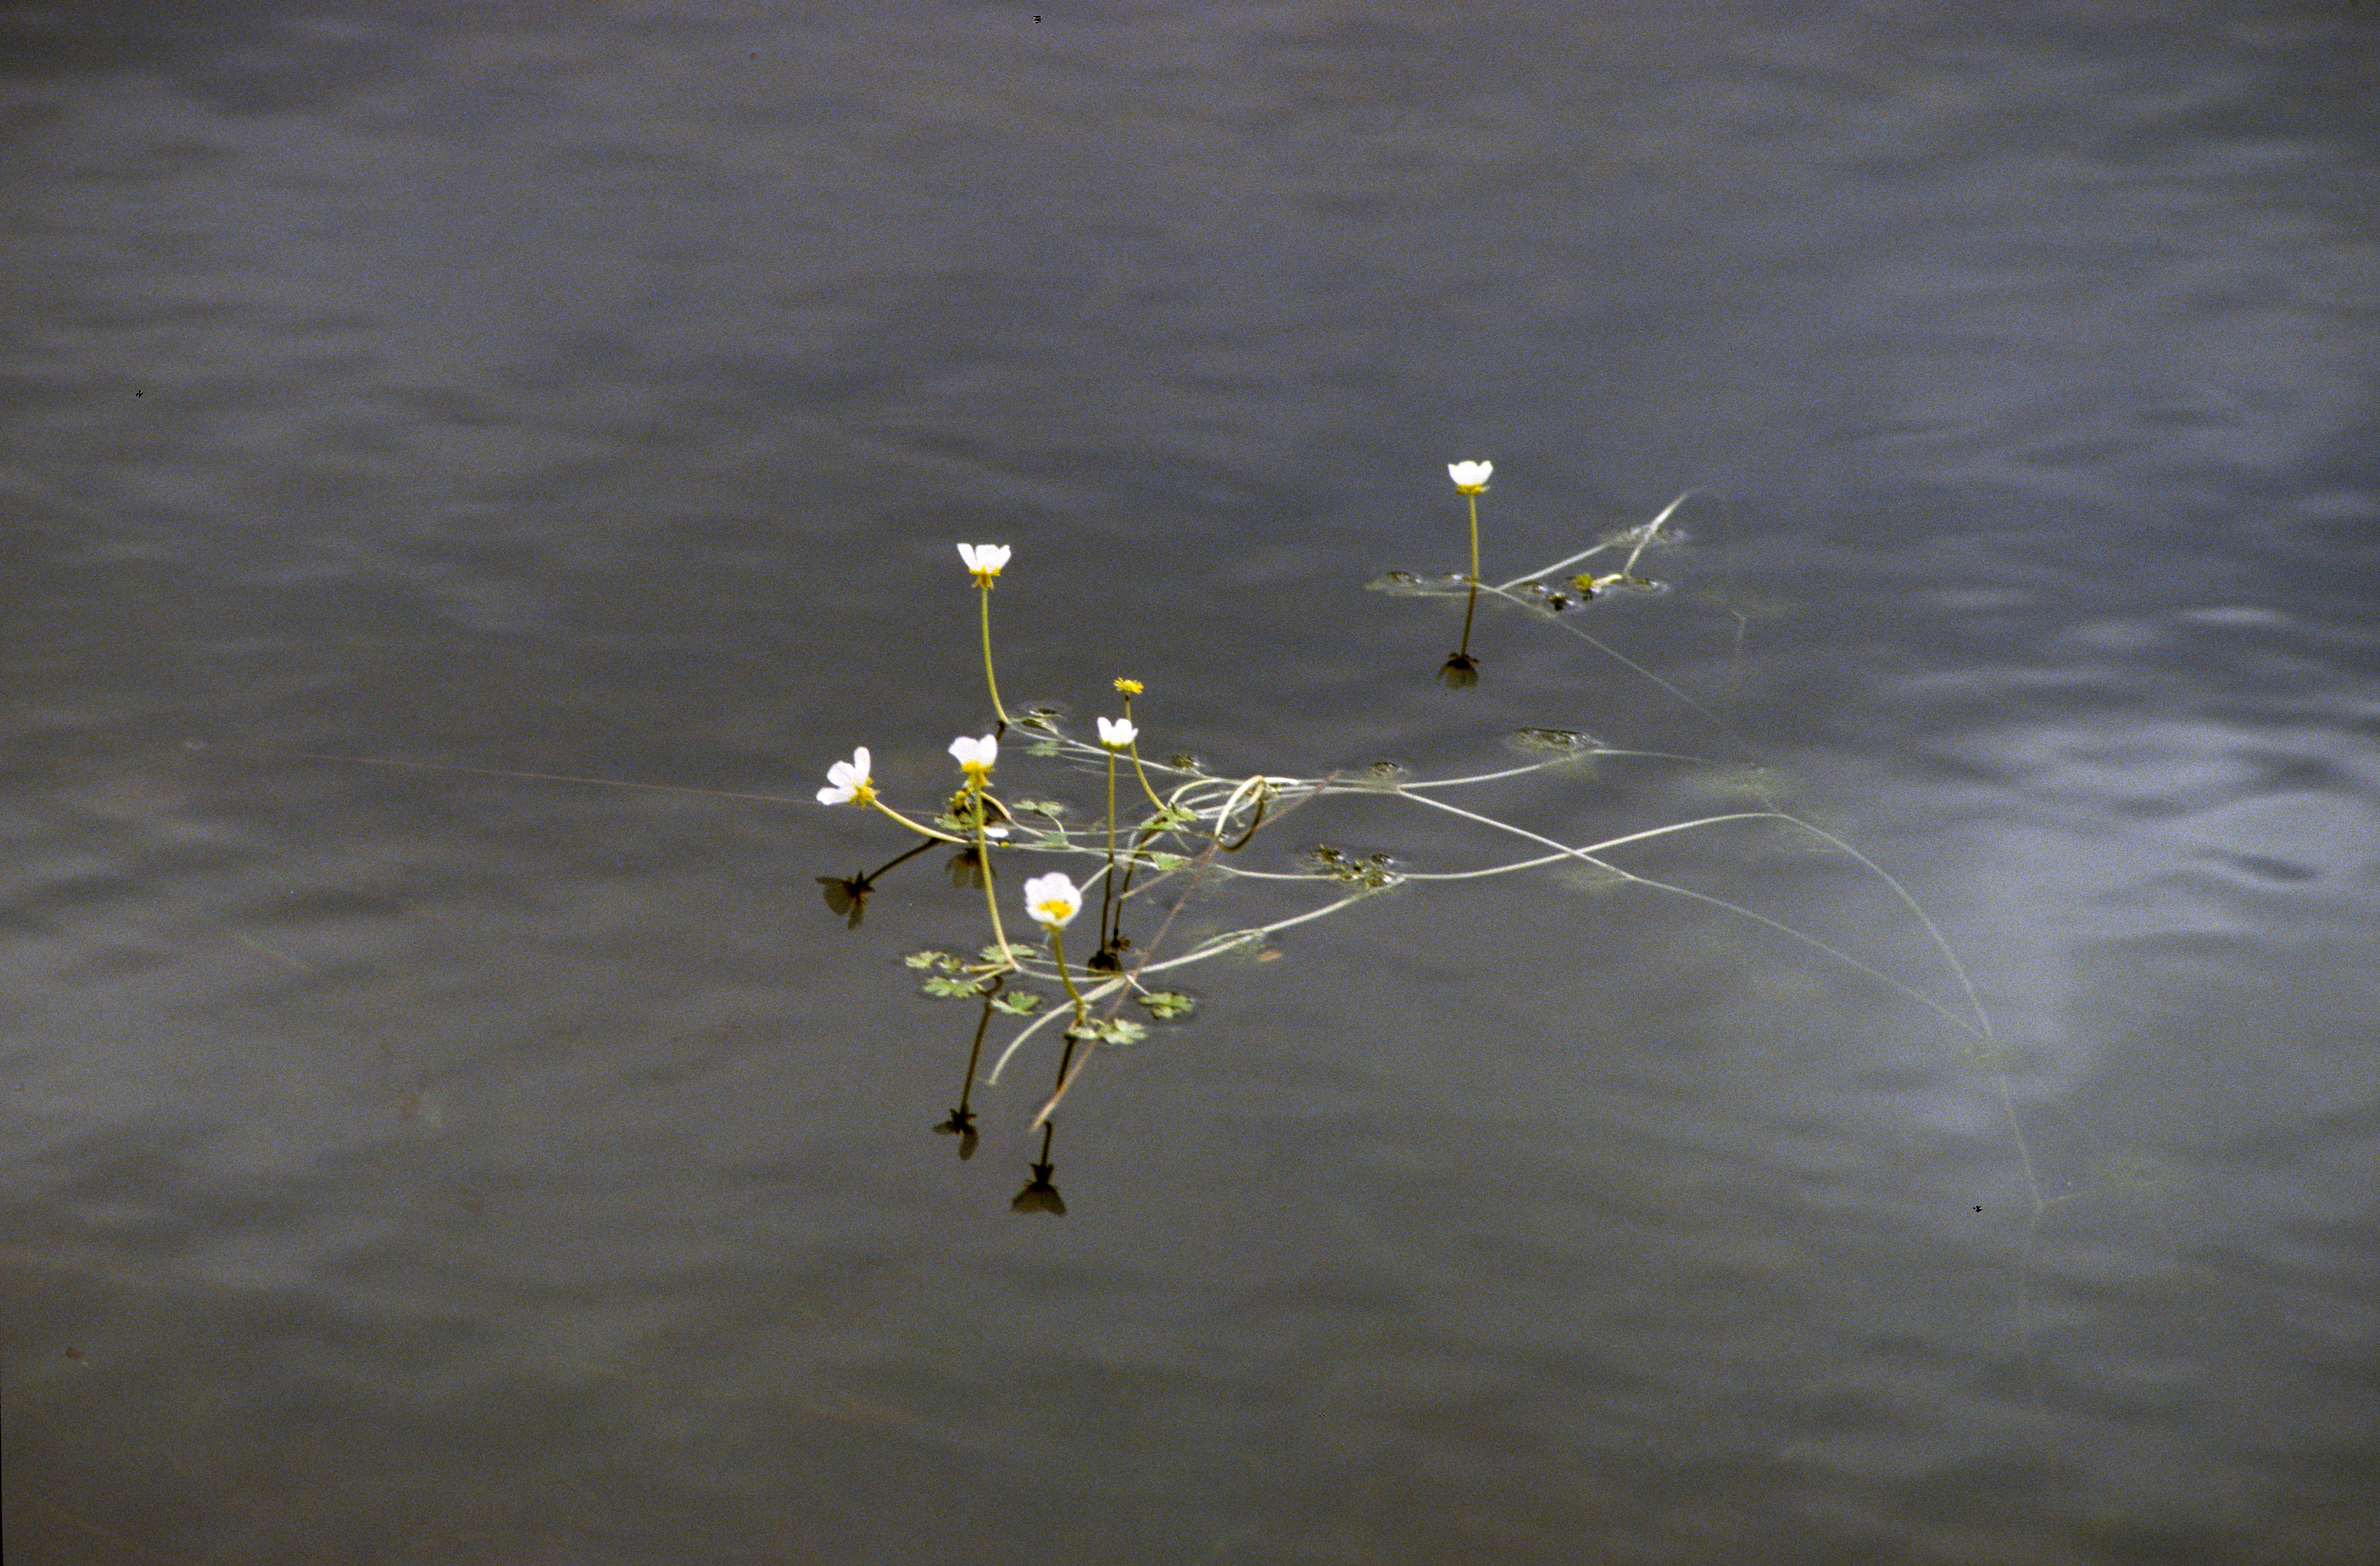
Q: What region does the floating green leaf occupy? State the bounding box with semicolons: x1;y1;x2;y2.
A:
1137;991;1196;1020
991;991;1045;1015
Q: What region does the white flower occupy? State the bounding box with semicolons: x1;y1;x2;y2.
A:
816;746;875;806
1096;715;1137;750
1447;460;1493;494
1022;871;1082;930
957;542;1012;587
948;732;999;781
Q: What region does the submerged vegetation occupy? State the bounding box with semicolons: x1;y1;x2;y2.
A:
816;463;2037;1221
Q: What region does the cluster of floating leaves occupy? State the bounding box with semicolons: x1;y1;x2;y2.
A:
904;949;1192;1035
1506;727;1599;754
1506;572;1669;614
1365;569;1476;597
1300;845;1404;888
907;948;1046;1009
1367;565;1671;614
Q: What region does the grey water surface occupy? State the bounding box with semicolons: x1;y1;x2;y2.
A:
5;3;2377;1562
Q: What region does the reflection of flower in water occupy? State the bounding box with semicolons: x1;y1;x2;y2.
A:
817;873;872;928
933;1108;979;1160
1011;1161;1065;1215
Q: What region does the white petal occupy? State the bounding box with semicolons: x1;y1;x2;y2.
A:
948;733;999;769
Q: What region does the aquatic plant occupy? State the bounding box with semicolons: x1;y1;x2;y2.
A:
818;465;2027;1222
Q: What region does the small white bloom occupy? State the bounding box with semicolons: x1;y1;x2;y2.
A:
1096;715;1137;750
1022;871;1082;930
957;542;1012;587
948;732;999;781
816;746;874;806
1447;460;1493;494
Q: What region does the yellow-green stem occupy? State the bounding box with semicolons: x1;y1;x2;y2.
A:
1120;695;1167;811
1101;749;1119;941
869;797;965;843
978;586;1011;727
972;791;1014;964
1125;742;1167;813
1046;925;1089;1028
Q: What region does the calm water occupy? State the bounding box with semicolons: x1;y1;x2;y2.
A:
6;3;2377;1562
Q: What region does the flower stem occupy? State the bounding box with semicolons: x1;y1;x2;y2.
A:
1046;926;1089;1029
1117;693;1169;811
978;586;1011;727
1457;490;1482;658
869;798;966;843
1100;749;1119;945
1125;743;1169;813
972;794;1014;965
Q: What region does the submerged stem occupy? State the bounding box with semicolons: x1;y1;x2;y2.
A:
1497;489;1699;592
